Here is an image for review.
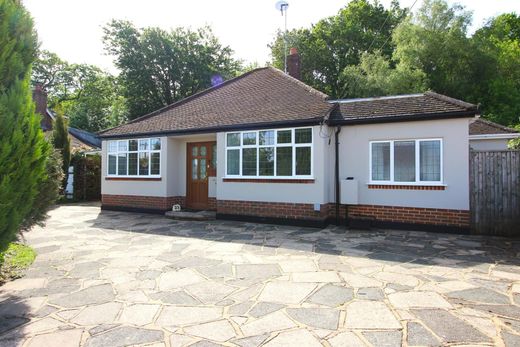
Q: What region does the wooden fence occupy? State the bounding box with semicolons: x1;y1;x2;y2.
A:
470;150;520;236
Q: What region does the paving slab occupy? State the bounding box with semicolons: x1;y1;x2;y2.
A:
263;329;322;347
345;301;401;329
407;321;442;346
85;326;164;347
362;330;402;347
286;307;340;329
412;309;491;344
306;284;354;307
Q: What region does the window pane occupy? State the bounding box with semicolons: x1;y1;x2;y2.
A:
139;139;149;151
295;128;312;144
139;152;149;175
129;140;138;151
243;132;256;145
211;144;217;170
117;153;127;175
151;138;161;150
259;147;274;176
371;142;390;181
242;148;257;176
118;140;128;152
276;147;292;176
192;146;198;156
394;141;416;182
128;153;138;175
296;147;311;175
277;130;292;144
259;130;275;145
200;145;207;156
151;153;160;175
108;154;116;175
420;140;441;181
227;133;240;147
192;159;198;180
200;159;207;179
227;149;239;175
108;141;117;153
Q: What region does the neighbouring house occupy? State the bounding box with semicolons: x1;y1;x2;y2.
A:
98;50;480;232
469;118;519;151
33;85;101;152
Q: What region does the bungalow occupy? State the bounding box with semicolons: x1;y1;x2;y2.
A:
469;118;519;150
99;52;480;232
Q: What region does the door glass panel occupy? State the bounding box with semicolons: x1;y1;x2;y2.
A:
200;146;207;156
192;146;198;156
192;159;198;180
211;145;217;170
200;159;207;179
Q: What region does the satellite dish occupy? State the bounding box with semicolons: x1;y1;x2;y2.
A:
275;0;289;14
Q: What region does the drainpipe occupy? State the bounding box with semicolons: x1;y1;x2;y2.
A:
334;126;341;225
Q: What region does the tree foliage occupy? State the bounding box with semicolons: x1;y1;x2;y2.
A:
52;112;71;189
0;0;49;250
270;0;407;98
22;149;64;228
32;50;127;132
103;20;241;119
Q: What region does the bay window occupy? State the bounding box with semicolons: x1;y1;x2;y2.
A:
370;139;442;184
225;127;313;178
107;138;161;177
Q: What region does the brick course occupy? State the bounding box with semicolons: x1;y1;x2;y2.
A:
329;203;470;228
217;199;329;222
102;194;185;211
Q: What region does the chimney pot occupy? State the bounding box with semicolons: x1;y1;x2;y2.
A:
290;47;298;55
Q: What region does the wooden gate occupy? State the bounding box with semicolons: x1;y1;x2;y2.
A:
470;150;520;236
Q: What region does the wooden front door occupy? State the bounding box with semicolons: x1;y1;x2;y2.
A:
186;142;216;210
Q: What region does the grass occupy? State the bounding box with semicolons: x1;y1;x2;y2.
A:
0;242;36;285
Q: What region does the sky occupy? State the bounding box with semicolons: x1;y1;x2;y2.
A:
23;0;520;73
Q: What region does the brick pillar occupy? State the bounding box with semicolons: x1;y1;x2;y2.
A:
287;47;301;80
33;84;52;131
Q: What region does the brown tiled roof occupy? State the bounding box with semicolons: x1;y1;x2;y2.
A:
100;67;333;138
469;118;518;135
333;91;477;123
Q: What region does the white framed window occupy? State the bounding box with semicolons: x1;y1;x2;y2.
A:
369;139;443;184
107;138;161;177
225;127;313;178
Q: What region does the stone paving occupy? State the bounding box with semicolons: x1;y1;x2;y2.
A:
1;204;520;346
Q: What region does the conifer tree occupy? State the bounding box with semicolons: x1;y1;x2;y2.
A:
0;0;49;251
52;112;71;189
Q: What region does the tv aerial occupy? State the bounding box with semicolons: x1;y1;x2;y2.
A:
275;1;289;73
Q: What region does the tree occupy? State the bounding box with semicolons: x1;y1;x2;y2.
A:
471;14;520;126
52;112;71;189
32;50;128;132
341;51;427;97
103;20;241;119
0;0;49;251
392;0;476;100
270;0;407;98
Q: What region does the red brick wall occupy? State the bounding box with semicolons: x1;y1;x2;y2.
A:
102;194;185;211
329;203;470;228
217;200;329;221
208;197;217;211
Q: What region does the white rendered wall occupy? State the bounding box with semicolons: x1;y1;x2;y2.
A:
216;125;329;205
469;138;510;151
330;118;471;210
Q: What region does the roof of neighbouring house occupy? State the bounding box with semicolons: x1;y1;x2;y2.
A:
330;92;478;124
99;67;333;138
68;127;102;149
469;118;518;136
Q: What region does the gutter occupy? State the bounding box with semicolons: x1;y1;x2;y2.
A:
328;110;477;126
98;117;325;139
469;133;520;140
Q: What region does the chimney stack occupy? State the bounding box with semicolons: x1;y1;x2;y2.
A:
32;84;52;131
287;47;301;80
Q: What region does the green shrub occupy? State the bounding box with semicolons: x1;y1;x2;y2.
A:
22;148;64;228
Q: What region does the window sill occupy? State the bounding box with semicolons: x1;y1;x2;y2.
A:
105;177;162;181
223;178;315;184
368;183;446;190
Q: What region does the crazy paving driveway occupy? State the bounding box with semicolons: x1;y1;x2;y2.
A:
1;205;520;347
